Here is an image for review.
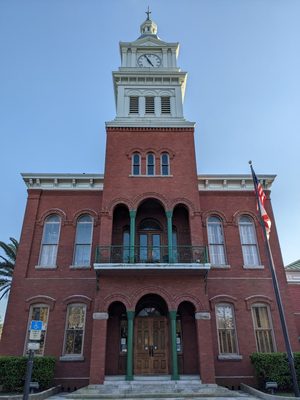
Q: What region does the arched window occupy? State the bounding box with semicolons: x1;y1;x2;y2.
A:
132;153;141;175
161;152;170;175
238;215;260;267
215;303;239;355
251;303;275;352
25;304;49;355
207;216;226;266
63;304;87;356
73;215;93;266
147;153;155;175
39;214;61;267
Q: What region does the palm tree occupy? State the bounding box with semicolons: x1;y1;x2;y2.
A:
0;237;19;300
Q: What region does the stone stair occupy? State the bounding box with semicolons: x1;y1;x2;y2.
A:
65;376;249;399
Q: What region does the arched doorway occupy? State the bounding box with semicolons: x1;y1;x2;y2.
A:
105;302;127;375
177;301;198;374
134;294;169;375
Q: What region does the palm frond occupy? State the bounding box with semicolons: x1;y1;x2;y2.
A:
0;237;18;301
0;241;17;263
9;237;19;250
0;286;11;300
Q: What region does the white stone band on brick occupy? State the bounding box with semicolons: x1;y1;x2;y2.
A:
93;312;109;320
195;312;211;320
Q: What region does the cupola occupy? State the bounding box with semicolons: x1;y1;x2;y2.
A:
139;7;158;38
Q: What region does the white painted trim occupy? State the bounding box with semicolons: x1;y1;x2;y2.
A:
217;354;243;360
195;312;211;320
243;265;264;269
216;375;254;378
94;263;211;271
93;312;109;320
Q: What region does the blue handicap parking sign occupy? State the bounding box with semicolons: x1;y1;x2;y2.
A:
30;320;43;330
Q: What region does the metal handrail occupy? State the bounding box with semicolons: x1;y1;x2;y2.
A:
95;245;209;264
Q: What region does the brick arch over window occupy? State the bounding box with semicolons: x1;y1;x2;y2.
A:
62;295;92;311
209;295;238;311
25;295;56;311
37;208;67;226
103;294;131;312
107;198;133;216
245;295;274;311
131;286;174;310
158;148;175;159
201;210;229;226
174;294;205;312
133;193;170;211
233;211;260;226
171;199;195;216
72;209;99;226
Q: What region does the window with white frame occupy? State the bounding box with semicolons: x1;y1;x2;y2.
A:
25;304;49;355
145;96;155;114
39;215;61;267
161;152;170;175
251;304;275;353
238;215;260;267
132;153;141;175
161;96;171;114
73;215;93;266
147;153;155;175
207;216;226;265
216;303;238;355
63;304;87;356
129;96;139;114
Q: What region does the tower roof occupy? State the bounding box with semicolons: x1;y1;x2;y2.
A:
139;7;159;39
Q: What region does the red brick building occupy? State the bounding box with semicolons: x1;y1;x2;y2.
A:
1;13;299;391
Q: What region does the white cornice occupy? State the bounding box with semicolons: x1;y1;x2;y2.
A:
198;174;276;191
106;118;195;128
22;173;104;191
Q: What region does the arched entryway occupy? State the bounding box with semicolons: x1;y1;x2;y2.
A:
105;301;127;375
134;294;169;375
177;301;198;374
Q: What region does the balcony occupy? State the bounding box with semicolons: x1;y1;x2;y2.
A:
94;245;211;271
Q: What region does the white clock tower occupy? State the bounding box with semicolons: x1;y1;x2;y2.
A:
107;10;194;128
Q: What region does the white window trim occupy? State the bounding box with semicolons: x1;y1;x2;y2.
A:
160;153;170;176
72;216;93;267
38;215;61;267
251;303;276;353
132;153;141;175
146;152;155;176
215;303;240;357
238;216;261;267
207;217;227;266
61;303;87;359
24;303;49;356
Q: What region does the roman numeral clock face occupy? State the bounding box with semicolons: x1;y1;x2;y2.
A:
138;54;162;68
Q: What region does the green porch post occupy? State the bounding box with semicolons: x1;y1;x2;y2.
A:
126;310;135;380
169;310;179;380
166;210;173;263
129;210;136;263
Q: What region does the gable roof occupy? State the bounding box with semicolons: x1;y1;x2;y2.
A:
285;259;300;271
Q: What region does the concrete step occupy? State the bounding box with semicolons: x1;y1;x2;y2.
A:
65;381;248;399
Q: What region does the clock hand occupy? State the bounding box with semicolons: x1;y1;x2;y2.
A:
145;55;154;66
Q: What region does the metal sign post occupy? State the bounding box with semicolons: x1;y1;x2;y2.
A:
23;320;43;400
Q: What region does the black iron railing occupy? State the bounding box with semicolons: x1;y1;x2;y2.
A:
95;245;209;264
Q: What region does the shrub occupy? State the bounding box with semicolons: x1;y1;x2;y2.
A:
0;356;56;392
250;352;300;391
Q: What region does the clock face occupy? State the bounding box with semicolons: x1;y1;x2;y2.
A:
137;54;162;68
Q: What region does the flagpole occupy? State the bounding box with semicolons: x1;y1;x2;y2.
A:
249;161;300;398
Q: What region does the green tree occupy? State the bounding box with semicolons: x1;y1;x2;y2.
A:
0;237;19;300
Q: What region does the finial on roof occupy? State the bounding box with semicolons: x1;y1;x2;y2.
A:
146;6;151;20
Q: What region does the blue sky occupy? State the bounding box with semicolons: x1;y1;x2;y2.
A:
0;0;300;320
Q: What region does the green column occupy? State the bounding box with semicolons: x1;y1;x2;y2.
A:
126;310;135;381
129;210;136;263
166;210;173;263
169;310;179;380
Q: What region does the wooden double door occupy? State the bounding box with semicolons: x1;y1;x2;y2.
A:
134;317;168;374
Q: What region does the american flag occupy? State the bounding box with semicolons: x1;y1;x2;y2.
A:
250;163;271;239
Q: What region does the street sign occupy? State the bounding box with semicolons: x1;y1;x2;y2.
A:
30;320;43;331
29;330;42;340
27;342;40;351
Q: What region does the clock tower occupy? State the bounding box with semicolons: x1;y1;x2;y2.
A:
107;10;194;128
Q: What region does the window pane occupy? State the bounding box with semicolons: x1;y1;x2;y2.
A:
239;216;260;266
147;153;155;175
74;245;91;266
64;305;86;355
216;304;238;355
44;222;60;244
161;153;169;175
132;153;140;175
208;217;226;265
40;245;57;266
76;221;93;244
252;305;275;353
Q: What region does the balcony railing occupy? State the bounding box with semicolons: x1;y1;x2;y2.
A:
95;245;209;264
